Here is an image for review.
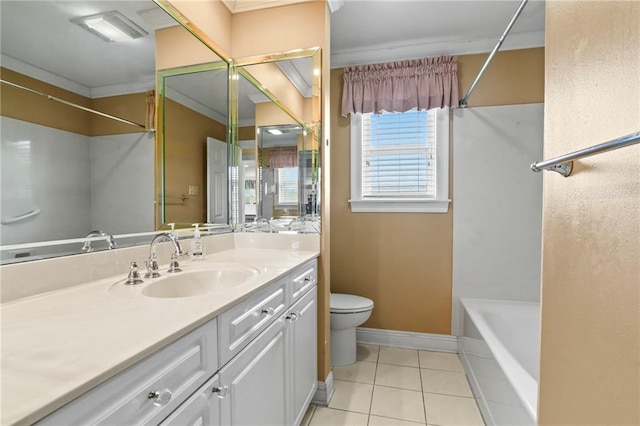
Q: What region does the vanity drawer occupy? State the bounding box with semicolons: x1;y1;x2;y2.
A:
38;319;218;426
290;259;317;302
218;276;287;366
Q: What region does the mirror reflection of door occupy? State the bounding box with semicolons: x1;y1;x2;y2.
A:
206;137;227;223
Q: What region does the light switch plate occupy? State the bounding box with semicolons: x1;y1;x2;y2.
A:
188;185;199;196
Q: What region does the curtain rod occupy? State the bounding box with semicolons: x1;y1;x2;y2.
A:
531;131;640;177
1;79;147;129
458;0;529;108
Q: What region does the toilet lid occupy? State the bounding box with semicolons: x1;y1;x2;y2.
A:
330;293;374;313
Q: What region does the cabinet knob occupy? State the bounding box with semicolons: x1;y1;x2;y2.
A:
148;388;172;406
212;385;229;399
286;312;299;322
261;307;275;316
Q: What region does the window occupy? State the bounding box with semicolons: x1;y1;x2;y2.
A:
350;108;450;213
277;167;298;205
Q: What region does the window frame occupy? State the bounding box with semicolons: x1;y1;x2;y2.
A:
349;108;450;213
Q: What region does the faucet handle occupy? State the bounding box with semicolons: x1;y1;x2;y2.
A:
144;257;161;279
125;262;144;285
167;253;182;273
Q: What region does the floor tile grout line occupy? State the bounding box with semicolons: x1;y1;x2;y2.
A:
418;348;429;425
368;350;379;422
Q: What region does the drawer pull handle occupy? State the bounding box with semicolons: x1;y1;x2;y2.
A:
148;389;172;406
304;277;312;283
261;307;275;316
212;386;229;398
286;312;299;322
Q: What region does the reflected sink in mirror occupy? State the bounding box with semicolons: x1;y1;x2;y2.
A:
110;263;259;299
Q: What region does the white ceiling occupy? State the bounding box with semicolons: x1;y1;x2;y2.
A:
1;0;545;123
330;0;545;68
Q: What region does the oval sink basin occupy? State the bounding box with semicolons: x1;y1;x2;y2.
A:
139;264;259;299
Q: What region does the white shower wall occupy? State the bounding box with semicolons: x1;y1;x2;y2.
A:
0;117;154;248
90;132;154;234
451;103;544;335
0;116;91;245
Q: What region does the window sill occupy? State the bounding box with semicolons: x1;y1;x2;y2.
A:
349;199;451;213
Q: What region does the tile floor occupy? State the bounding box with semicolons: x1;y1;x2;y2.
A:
301;345;485;426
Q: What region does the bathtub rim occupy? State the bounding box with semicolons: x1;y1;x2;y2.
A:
459;297;539;422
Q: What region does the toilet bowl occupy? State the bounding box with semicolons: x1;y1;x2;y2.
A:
330;293;374;366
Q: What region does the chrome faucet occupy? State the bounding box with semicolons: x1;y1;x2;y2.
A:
81;230;116;252
145;233;183;278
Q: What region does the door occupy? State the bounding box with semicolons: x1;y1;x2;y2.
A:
206;137;227;223
219;316;288;425
289;287;318;425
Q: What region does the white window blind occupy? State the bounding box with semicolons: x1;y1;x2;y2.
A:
277;167;298;205
361;110;437;198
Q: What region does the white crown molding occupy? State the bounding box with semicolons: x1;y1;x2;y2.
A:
276;61;312;97
238;118;255;127
221;0;313;14
91;80;155;98
331;30;545;69
1;54;91;97
165;87;227;124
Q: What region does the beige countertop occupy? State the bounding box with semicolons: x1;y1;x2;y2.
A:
1;245;319;425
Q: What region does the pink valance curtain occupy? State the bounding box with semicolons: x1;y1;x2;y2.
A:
269;147;298;169
341;56;459;116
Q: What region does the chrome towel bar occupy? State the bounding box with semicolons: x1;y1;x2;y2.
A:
531;131;640;177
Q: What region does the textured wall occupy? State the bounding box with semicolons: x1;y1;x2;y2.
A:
538;1;639;424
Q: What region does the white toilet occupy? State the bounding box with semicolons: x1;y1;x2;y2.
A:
330;293;374;366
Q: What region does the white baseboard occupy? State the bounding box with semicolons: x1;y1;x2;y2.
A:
356;327;458;353
311;371;334;406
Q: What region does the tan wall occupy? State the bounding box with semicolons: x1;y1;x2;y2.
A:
1;68;148;137
155;25;226;71
164;98;226;224
457;48;544;107
90;93;147;136
230;1;326;58
159;0;232;57
0;67;91;135
330;47;544;334
538;2;639;424
242;62;305;120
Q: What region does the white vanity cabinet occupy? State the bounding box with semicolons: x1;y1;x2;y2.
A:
160;374;222;426
37;258;317;426
219;315;289;425
289;286;318;425
37;319;218;426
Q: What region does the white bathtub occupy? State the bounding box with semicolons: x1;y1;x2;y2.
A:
459;298;540;426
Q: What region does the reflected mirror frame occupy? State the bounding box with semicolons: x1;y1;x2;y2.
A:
156;61;230;225
233;47;322;225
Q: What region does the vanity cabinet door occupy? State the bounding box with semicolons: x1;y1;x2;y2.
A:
159;374;221;426
219;315;288;426
289;287;318;426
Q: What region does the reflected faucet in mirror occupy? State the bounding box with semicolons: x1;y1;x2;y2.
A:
81;230;116;252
